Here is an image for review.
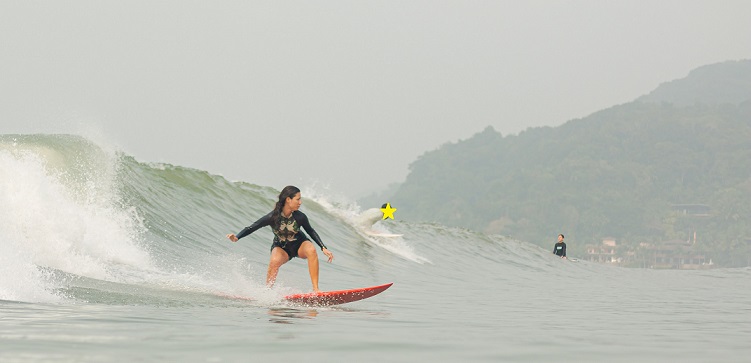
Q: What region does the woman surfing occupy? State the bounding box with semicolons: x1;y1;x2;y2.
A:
227;185;334;292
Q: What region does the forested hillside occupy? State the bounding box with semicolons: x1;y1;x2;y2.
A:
379;60;751;266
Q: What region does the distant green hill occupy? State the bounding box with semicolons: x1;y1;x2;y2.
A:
376;60;751;266
637;60;751;106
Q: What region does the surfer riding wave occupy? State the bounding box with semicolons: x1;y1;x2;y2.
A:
226;185;334;292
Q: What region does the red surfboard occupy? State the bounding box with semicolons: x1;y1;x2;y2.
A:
284;282;393;306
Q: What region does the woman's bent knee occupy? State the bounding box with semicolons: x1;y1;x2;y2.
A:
298;241;317;259
270;247;289;266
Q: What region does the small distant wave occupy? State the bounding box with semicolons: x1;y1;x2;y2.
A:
303;187;431;264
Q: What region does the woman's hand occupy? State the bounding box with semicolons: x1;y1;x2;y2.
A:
322;248;334;263
226;233;239;242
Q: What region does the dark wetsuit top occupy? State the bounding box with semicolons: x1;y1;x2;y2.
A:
235;210;327;251
553;242;567;257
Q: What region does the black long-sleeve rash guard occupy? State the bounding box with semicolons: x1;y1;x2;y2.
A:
553;242;567;257
235;210;327;250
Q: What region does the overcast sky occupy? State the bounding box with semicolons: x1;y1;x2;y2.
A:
2;1;750;198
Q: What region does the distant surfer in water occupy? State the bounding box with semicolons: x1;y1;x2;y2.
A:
226;185;334;292
553;234;567;259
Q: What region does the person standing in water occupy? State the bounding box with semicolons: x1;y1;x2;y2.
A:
553;234;567;259
226;186;334;292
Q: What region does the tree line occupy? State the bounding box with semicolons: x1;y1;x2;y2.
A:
379;65;751;266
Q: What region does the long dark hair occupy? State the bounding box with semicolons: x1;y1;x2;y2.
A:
271;185;300;229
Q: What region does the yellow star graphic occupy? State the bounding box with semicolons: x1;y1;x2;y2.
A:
381;203;397;220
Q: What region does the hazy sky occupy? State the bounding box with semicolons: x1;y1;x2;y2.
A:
2;1;750;198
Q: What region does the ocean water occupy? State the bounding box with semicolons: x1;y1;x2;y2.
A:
1;134;750;363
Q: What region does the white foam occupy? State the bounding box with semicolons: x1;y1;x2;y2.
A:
0;229;61;303
0;147;152;302
303;185;431;264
